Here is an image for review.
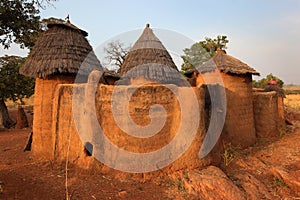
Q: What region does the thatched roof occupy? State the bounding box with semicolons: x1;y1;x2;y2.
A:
118;24;184;84
193;49;260;76
20;21;102;78
264;85;286;98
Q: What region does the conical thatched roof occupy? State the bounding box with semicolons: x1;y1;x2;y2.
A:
198;49;260;75
20;21;102;78
119;24;183;84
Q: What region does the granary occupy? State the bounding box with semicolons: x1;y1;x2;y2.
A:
252;83;286;137
18;21;220;177
20;20;102;159
185;49;260;148
21;19;286;179
118;24;185;85
41;24;223;176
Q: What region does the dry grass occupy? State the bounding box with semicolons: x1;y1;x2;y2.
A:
284;94;300;110
283;85;300;91
5;96;34;108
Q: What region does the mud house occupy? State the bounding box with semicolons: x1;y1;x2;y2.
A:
51;24;220;175
20;21;102;160
185;49;260;148
20;20;286;177
19;21;221;177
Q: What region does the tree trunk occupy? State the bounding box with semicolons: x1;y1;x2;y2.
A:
16;106;29;129
0;99;15;128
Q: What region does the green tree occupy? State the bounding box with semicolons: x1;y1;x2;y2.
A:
252;73;284;88
181;35;229;72
0;1;56;128
0;56;35;128
0;0;56;49
0;0;41;49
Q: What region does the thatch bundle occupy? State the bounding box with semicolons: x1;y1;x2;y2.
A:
199;49;260;75
20;21;102;78
119;24;184;85
264;85;286;98
184;49;260;80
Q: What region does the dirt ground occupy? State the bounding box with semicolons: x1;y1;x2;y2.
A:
0;96;300;199
0;130;176;200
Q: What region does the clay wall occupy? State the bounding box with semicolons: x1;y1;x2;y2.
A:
197;71;256;148
32;76;74;159
49;83;221;177
253;91;285;137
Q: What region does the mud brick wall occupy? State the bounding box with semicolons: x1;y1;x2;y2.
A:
197;71;256;148
32;76;74;160
49;83;221;177
52;84;93;168
221;73;256;148
96;85;181;153
253;91;285;137
277;97;286;135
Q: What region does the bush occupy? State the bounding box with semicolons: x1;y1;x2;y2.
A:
253;73;284;88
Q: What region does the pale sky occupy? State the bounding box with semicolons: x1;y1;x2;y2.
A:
1;0;299;84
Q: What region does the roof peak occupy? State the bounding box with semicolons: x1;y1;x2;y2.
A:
47;17;88;37
130;24;166;51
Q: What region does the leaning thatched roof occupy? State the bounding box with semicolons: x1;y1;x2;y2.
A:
20;21;102;78
118;24;183;84
264;85;286;98
197;49;260;75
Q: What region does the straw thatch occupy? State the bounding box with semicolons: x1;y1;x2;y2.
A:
264;85;286;98
119;24;184;85
20;21;102;78
195;49;260;76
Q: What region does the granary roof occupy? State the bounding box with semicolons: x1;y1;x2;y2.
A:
264;85;286;98
20;20;102;78
118;24;183;84
199;49;260;75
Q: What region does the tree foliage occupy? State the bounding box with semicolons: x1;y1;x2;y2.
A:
252;73;284;88
0;0;41;49
103;40;130;71
0;55;35;103
0;0;57;49
181;35;229;72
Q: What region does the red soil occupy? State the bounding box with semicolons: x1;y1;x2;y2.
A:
0;107;299;199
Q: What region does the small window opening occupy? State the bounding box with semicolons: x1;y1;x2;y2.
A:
84;142;93;156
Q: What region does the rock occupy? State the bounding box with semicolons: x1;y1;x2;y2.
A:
15;106;29;129
0;185;3;194
118;190;127;198
235;172;273;199
271;167;300;195
187;166;246;200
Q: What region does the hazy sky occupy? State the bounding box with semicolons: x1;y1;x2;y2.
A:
1;0;299;83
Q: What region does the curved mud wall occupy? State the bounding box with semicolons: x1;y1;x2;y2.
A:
47;84;221;177
253;91;285;137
